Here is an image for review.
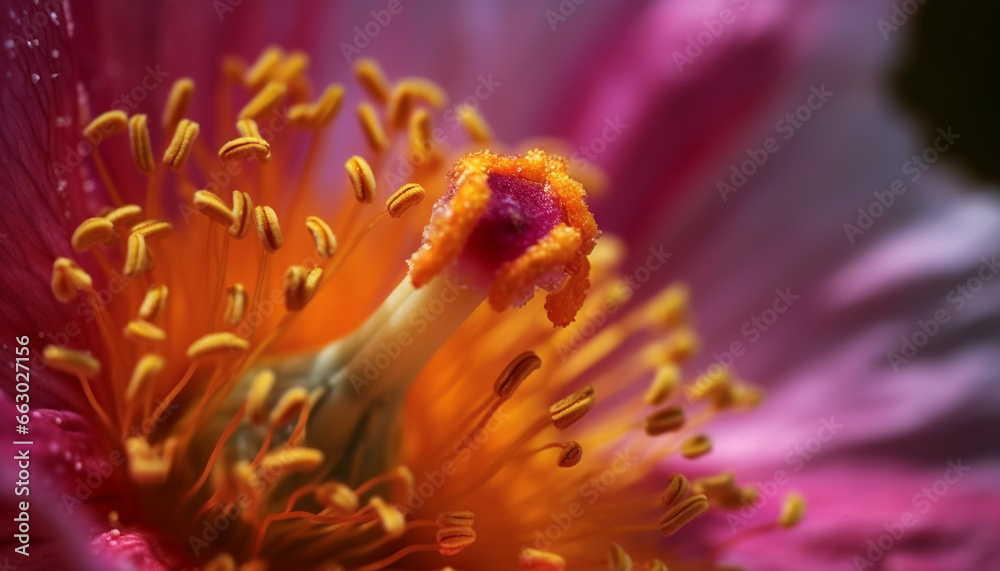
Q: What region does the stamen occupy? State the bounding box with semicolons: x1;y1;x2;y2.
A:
239;81;287;121
408;108;433;157
193;190;236;226
779;492;806;528
138;284;168;321
244;46;284;90
493;351;541;398
105;204;144;228
245;369;275;425
345;155;376;204
305;216;338;258
662;473;690;507
456;103;493;143
236;118;262;138
386;183;425;218
131;219;174;241
254;205;283;252
42;345;100;378
437;511;475;528
203;552;236;571
269;387;309;427
387;79;447;127
643;364;680;406
83;110;128;142
284;265;321;311
123;319;166;343
127;114;155;174
70;217;115;251
357;102;389;152
650;284;689;328
230;191;254;239
288;84;344;128
658;494;709;536
219;136;271;163
185;332;249;359
370;497;406;537
162;77;195;133
679;435;712;459
437;527;476;556
124;233;154;279
649;560;668;571
126;354;164;401
353;58;391;102
259;447;324;475
163;118;200;170
643;405;685;436
125;437;177;485
224;283;248;326
520;548;566;570
51;258;92;302
549;384;596;429
314;481;359;513
273;51;309;85
556;441;583;468
607;542;632;571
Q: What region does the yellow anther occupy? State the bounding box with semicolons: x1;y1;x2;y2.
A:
230;191;254;239
659;494;709;536
246;369;275;425
370;497;406;537
557;441;583;468
83;110;128;142
494;351;541;399
305;216;338;258
193;190;236;226
386;183;425;218
313;482;359;513
283;264;321;312
436;526;476;556
126;354;164;401
644;405;685;436
221;55;247;83
607;543;632;571
662;473;690;507
692;473;737;500
186;332;249;360
680;435;712;459
162;118;200;170
124;437;176;485
51;258;92;302
288;84;344;128
162;77;194;133
353;58;391;102
254;205;283;252
662;327;699;363
269;387;309;427
71;217;115;251
105;204;144;228
520;548;566;570
644;364;680;406
236;118;262;138
647;561;668;571
651;284;689;328
238;80;287;121
244;46;284;90
127;114;155;174
388;78;447;127
274;50;309;82
549;385;596;429
138;284;168;322
259;447;324;475
457;103;493;143
408;108;433;156
345;155;376;204
131;220;173;241
688;368;733;402
124;319;166;343
779;492;807;528
203;552;236;571
43;345;100;378
357;102;389;152
124;233;154;279
437;511;475;528
219;136;271;163
224;283;248;326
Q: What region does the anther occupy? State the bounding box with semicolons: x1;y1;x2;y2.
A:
254;205;283;252
51;258;92;302
388;79;447;127
520;548;566;571
238;81;287;121
224;283;248;326
244;46;284;90
219;136;271;163
236;118;262;138
314;482;359;513
124;319;166;343
105;204;144;228
658;494;709;536
71;217;115;251
162;77;194;133
679;435;712;459
305;216;338;258
125;437;176;485
273;50;309;85
493;351;542;399
437;511;475;528
643;405;685;436
607;542;632;571
83;110;128;142
660;327;698;363
357;102;389;152
345;155;376;204
408;108;433;156
127;114;155;174
259;447;324;475
269;387;309;427
124;233;154;279
386;183;425;218
288;84;344;128
650;284;689;328
163;118;200;170
457;104;493;143
245;369;275;425
436;526;476;556
284;265;320;312
203;553;236;571
353;58;391;102
230;191;254;239
692;473;735;498
193;190;236;226
779;492;806;528
556;441;583;468
138;284;168;321
370;497;406;537
185;332;249;360
661;473;690;507
43;346;100;378
126;354;164;401
643;364;680;406
131;219;174;241
549;385;596;429
648;561;668;571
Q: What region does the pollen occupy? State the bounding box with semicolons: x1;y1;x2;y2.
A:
138;284;168;321
123;319;166;343
124;232;153;278
254;205;283;252
127;114;155;174
643;405;685;436
549;384;596;429
436;526;476;555
219;136;271;163
305;216;338;259
230;190;254;238
658;494;709;536
83;110;128;142
163;118;200;170
556;441;583;467
224;283;248;326
661;473;690;507
679;434;713;459
71;217;115;251
105;204;144;228
51;257;92;302
345;155;376;204
126;354;164;401
162;77;195;133
193;190;236;226
386;183;426;218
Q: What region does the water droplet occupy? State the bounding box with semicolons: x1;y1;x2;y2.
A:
83;179;96;193
51;49;59;58
30;73;39;84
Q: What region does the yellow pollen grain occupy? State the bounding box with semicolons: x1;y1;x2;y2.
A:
138;284;168;321
162;77;194;133
238;80;287;121
386;183;425;218
357;102;389;152
662;473;690;507
193;190;236;226
779;492;807;528
457;103;493;143
408;108;433;156
131;219;173;241
644;405;685;436
269;387;309;427
345;155;376;204
51;258;92;302
494;351;542;399
659;494;709;536
437;526;476;555
43;345;100;378
245;369;275;425
105;204;144;228
219;136;271;163
370;497;406;537
644;364;680;406
124;319;166;343
520;548;566;570
185;332;249;360
124;233;154;279
259;447;324;475
314;482;359;513
71;217;115;251
126;354;164;401
230;191;254;239
163;118;200;170
549;384;596;429
254;205;283;252
680;435;712;459
83;110;128;142
244;46;284;90
437;511;475;528
305;216;338;258
127;114;155;174
607;542;632;571
353;58;391;102
557;441;583;468
224;283;248;326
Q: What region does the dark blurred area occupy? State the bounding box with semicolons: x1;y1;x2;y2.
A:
894;0;1000;184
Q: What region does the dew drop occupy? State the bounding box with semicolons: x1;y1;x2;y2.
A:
51;48;58;57
30;73;39;84
83;179;96;193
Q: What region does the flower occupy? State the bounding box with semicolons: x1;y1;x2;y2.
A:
3;1;1000;571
